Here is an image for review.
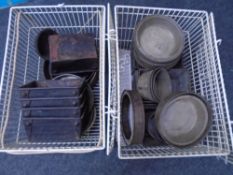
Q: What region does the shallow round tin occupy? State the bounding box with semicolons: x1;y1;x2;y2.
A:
133;15;184;63
150;70;159;101
137;70;158;102
81;106;96;133
132;46;180;69
121;90;145;145
146;112;164;145
155;68;172;101
53;74;81;80
155;92;212;147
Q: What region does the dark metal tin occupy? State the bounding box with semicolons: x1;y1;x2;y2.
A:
49;34;97;62
121;90;145;145
19;78;85;98
22;107;82;118
36;29;57;60
20;97;83;108
23;117;81;142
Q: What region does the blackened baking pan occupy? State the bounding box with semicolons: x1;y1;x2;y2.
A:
23;117;81;142
22;107;82;118
20;97;84;108
19;79;85;98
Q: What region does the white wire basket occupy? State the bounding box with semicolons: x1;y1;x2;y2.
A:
0;5;106;154
1;3;233;162
107;5;233;160
106;5;121;155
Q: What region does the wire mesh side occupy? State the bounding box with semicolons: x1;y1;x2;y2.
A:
106;4;118;155
0;5;106;153
113;6;231;159
208;13;233;165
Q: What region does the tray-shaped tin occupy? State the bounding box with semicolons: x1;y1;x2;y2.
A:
23;117;81;142
22;107;82;118
49;34;98;62
51;58;99;75
19;79;85;98
20;96;84;108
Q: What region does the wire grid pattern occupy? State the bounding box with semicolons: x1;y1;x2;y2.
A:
0;5;106;153
106;4;118;155
113;6;231;159
208;14;233;164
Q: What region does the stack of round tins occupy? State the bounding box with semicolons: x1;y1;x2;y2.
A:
132;15;184;69
137;68;172;102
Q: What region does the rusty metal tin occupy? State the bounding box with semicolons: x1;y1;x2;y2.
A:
49;34;98;62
